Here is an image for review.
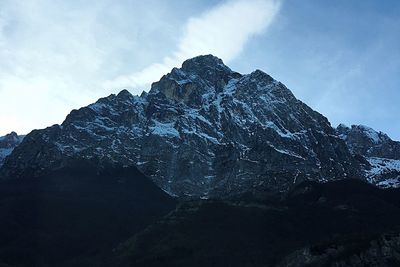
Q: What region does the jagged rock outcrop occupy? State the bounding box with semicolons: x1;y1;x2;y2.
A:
337;124;400;159
0;131;24;167
337;124;400;188
0;55;360;198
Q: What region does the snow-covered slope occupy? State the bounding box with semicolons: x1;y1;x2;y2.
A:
366;157;400;188
337;124;400;188
337;124;400;158
0;132;24;167
0;55;360;198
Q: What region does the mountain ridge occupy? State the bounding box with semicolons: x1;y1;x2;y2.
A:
0;55;369;198
337;124;400;188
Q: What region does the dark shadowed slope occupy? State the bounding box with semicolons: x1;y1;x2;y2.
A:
115;179;400;267
0;159;176;267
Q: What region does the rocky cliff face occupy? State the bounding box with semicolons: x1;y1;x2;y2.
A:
0;55;360;198
0;132;24;167
337;124;400;188
337;124;400;159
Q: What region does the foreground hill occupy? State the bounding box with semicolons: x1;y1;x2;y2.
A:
115;179;400;267
0;159;176;267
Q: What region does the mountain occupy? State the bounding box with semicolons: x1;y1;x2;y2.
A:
337;124;400;159
0;55;360;198
1;55;399;267
0;158;176;267
337;124;400;188
0;131;24;167
114;179;400;267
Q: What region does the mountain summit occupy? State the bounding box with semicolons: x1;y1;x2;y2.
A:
149;55;241;106
0;55;360;198
0;132;24;167
337;124;400;188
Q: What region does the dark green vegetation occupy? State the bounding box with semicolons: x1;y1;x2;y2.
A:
0;159;176;267
116;179;400;267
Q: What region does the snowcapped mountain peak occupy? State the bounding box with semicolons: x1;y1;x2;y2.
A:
117;89;134;100
357;125;383;143
0;131;18;142
337;124;399;160
149;55;242;107
337;124;390;146
0;132;23;147
0;132;24;167
1;55;360;197
248;69;274;82
337;123;349;131
337;124;400;188
181;54;231;72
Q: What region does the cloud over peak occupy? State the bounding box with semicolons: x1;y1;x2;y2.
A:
0;0;281;136
105;0;282;93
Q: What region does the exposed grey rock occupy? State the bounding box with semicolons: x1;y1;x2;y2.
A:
337;124;400;159
0;131;24;167
337;124;400;188
0;55;360;198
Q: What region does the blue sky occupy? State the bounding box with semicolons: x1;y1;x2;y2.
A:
0;0;399;139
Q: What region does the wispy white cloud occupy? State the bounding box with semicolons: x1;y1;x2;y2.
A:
105;0;282;93
0;0;281;136
0;0;184;135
